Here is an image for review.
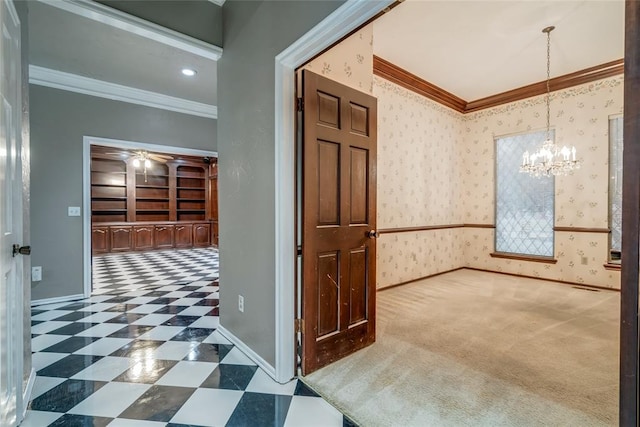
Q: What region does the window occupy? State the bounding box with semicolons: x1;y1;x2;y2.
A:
609;116;623;258
495;130;555;257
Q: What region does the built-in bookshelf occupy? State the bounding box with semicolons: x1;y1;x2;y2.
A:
90;145;217;254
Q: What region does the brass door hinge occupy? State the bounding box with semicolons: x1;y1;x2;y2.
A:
295;318;304;333
296;98;304;112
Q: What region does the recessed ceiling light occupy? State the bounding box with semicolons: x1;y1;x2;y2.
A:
181;68;197;77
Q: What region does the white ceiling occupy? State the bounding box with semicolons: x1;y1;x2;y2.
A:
27;0;624;112
373;0;625;101
28;1;217;106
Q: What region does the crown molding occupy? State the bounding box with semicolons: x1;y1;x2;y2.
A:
37;0;223;61
466;59;624;113
374;55;624;114
29;65;218;119
373;55;466;113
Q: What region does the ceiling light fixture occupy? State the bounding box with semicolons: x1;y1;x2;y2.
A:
132;151;152;182
520;26;580;177
181;68;197;77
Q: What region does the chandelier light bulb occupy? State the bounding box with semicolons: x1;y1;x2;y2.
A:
144;159;151;168
133;158;141;168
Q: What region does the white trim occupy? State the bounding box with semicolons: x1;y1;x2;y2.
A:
20;369;35;421
31;294;85;307
83;136;218;298
36;0;223;61
29;66;218;119
217;325;276;379
273;0;393;383
206;0;225;6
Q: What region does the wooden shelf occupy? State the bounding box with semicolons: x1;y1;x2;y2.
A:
137;185;170;189
91;148;216;246
92;196;127;200
92;183;126;188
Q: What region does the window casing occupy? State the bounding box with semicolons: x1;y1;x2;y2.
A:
495;130;555;257
609;116;623;259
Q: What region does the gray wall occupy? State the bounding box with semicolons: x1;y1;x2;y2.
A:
218;0;344;367
30;85;217;301
97;0;223;47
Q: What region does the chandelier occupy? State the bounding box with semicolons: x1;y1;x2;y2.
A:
520;26;580;177
132;151;152;182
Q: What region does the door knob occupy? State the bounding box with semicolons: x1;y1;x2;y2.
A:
12;244;31;257
368;230;378;239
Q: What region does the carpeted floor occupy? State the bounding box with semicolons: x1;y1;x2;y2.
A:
303;269;619;426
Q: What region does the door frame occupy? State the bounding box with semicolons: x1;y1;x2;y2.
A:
273;0;393;383
82;135;218;297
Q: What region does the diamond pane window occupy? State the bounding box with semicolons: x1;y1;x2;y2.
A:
496;130;554;257
609;116;623;254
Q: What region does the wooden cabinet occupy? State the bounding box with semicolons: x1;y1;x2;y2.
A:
92;226;109;254
175;224;193;248
110;226;132;252
155;225;174;249
134;226;154;251
193;223;211;247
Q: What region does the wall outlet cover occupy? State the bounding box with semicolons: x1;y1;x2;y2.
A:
32;266;42;282
68;206;81;216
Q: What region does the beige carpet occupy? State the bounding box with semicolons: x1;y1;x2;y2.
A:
303;269;619;426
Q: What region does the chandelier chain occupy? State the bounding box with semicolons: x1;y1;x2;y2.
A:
546;28;551;141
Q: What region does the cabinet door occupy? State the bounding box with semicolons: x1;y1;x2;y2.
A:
134;226;154;251
110;226;133;252
193;223;211;247
175;224;193;248
92;226;109;254
155;225;175;249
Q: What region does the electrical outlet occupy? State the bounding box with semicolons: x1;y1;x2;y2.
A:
581;256;588;265
68;206;81;217
32;266;42;282
238;295;244;312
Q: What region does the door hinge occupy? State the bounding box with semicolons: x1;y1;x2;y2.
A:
296;98;304;112
295;318;304;333
297;246;302;256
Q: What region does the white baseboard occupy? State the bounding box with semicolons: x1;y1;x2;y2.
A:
217;325;277;381
21;368;35;420
31;293;85;307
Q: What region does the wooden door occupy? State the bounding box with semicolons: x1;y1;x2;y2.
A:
133;226;153;251
0;1;26;424
175;224;193;247
193;223;211;246
91;226;109;254
154;225;174;249
110;226;132;252
301;70;377;374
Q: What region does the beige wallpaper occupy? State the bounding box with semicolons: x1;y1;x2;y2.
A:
374;76;465;288
304;27;623;290
302;24;373;94
463;76;623;289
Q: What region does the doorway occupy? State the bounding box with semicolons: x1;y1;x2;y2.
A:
83;137;218;296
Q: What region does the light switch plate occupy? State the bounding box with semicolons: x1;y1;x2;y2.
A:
68;206;81;217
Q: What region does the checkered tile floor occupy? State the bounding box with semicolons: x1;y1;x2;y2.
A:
25;248;354;426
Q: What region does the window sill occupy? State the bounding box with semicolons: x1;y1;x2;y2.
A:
490;252;558;264
603;262;621;271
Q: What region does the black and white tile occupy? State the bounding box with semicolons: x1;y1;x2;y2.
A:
25;248;354;426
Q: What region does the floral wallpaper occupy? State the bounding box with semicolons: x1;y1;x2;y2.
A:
303;27;623;290
374;76;465;288
463;76;624;289
302;24;374;94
